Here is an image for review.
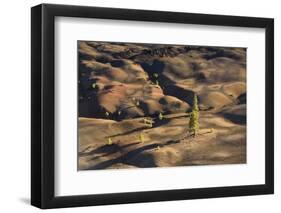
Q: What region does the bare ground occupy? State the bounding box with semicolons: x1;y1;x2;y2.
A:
78;111;246;170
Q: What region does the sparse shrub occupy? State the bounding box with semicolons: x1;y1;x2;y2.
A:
189;94;199;137
158;112;164;120
107;137;113;145
144;118;153;127
139;132;145;143
143;118;147;124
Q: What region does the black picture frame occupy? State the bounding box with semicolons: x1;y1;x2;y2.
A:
31;3;274;209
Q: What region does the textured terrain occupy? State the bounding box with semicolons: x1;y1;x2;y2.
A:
78;41;246;170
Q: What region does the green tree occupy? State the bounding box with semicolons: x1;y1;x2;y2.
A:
107;137;113;145
139;132;145;143
158;112;164;120
189;94;199;137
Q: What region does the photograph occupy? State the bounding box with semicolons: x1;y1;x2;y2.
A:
78;41;247;170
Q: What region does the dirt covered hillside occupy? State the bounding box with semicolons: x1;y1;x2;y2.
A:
78;41;246;170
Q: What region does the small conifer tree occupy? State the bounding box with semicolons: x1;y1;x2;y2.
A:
107;137;113;145
158;112;164;120
139;132;145;143
189;94;199;137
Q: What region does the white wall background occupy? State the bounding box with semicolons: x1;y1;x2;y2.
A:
0;0;279;212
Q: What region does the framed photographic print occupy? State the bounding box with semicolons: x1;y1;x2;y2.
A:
31;3;274;209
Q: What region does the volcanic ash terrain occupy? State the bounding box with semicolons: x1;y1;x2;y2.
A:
78;41;246;170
